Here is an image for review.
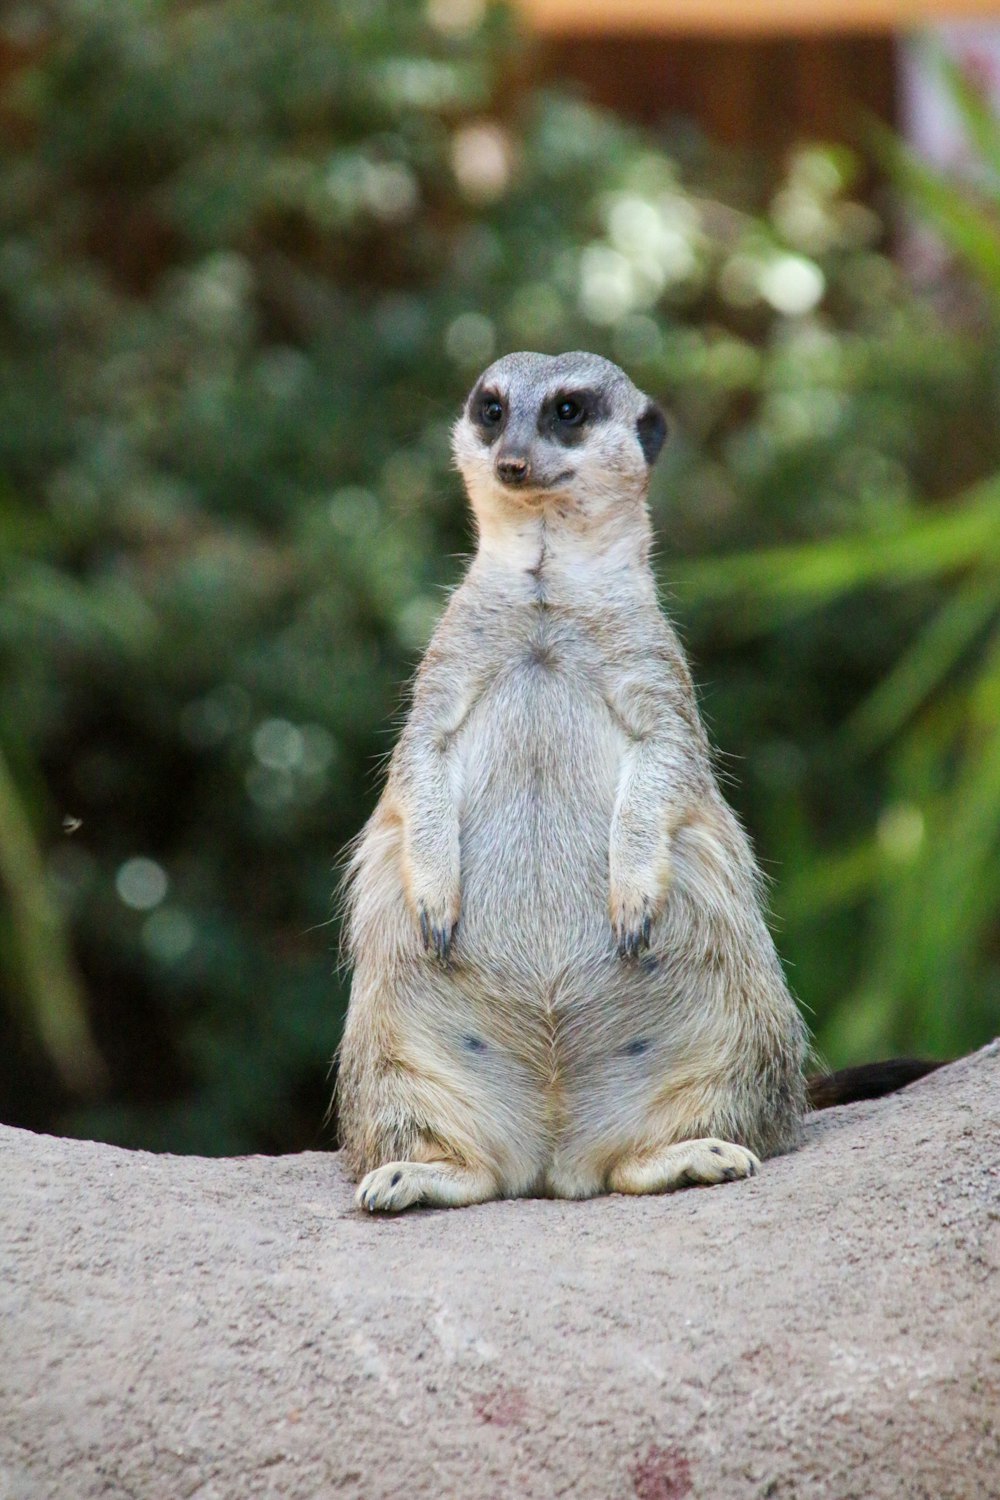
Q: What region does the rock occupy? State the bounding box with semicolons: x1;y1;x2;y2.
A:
2;1043;998;1500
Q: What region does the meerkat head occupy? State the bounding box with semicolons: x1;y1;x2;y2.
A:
452;351;667;535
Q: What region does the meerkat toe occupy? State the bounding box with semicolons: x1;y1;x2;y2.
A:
355;1158;498;1213
608;1137;762;1195
415;904;457;962
678;1139;761;1186
613;911;654;959
356;1162;424;1213
610;882;662;959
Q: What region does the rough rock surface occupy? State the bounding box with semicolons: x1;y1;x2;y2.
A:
2;1044;999;1500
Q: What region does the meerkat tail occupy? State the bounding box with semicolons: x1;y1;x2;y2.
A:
806;1058;944;1111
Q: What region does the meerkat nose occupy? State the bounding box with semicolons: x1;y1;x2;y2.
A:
496;455;530;486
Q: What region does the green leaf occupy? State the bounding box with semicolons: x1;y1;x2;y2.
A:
845;573;1000;755
674;474;1000;630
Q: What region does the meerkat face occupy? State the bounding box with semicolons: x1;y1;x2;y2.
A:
452;351;667;526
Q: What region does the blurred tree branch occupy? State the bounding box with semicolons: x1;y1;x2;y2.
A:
0;744;106;1095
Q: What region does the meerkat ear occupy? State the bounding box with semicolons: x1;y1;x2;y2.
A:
636;402;668;466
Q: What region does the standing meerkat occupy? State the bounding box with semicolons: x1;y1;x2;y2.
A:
337;349;811;1212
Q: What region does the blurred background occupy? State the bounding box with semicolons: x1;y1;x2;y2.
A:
1;0;999;1155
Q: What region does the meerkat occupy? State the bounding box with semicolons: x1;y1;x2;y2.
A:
336;350;925;1214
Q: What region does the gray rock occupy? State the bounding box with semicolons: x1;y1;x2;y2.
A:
2;1042;998;1499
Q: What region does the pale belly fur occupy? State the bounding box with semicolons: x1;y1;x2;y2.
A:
424;653;699;1187
453;651;624;979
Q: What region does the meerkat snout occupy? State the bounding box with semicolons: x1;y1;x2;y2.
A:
496;454;530;486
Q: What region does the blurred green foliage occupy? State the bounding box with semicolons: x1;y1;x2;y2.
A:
0;1;997;1154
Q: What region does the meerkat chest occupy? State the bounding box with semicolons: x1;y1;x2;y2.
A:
455;592;624;866
493;554;623;683
512;603;594;680
473;593;614;734
448;564;641;843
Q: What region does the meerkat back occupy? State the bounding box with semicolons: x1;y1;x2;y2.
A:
337;351;807;1212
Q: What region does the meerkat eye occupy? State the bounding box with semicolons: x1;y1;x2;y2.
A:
480;396;504;425
555;397;584;425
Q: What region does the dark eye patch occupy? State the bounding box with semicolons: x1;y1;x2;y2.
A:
540;387;607;446
468;384;506;445
555;397;583;425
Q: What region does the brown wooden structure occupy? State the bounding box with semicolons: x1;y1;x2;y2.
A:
520;1;1000;35
518;0;1000;155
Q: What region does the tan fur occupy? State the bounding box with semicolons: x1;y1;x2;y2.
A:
336;351;807;1212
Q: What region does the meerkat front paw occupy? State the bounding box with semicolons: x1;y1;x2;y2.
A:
415;899;459;961
610;887;657;959
403;864;461;960
400;823;461;960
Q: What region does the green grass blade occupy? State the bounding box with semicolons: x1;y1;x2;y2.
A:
845;573;1000;756
0;744;106;1094
877;126;1000;313
935;45;1000;182
673;474;1000;628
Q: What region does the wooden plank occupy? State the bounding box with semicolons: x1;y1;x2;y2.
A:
518;0;1000;37
537;33;896;154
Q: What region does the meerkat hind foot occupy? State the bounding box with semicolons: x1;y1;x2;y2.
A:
356;1159;497;1214
608;1138;761;1196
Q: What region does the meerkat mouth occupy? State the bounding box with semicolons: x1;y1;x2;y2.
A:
499;470;575;503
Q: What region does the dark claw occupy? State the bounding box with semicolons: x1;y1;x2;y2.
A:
617;916;652;961
418;909;455;963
